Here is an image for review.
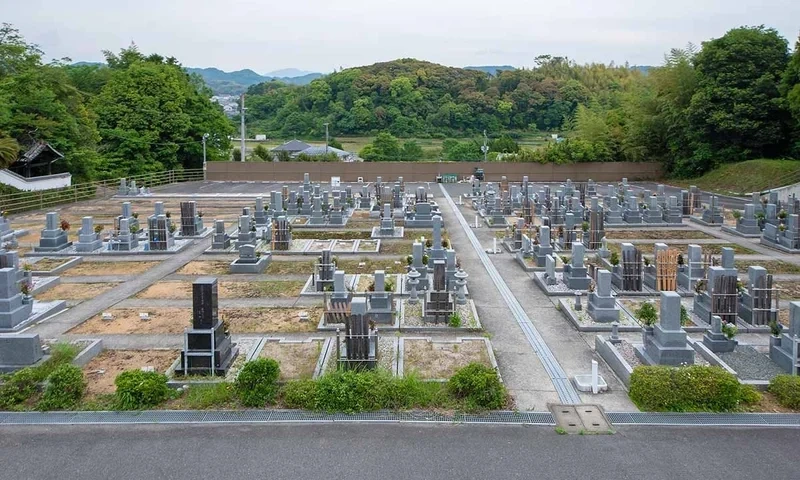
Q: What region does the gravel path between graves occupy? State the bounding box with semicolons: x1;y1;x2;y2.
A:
718;346;785;381
617;340;643;368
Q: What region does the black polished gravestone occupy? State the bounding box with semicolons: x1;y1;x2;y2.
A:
177;277;237;376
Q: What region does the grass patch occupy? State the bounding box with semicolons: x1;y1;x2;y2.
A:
378;241;414;255
0;343;80;410
608;242;757;256
671;159;800;195
337;257;406;274
266;261;315;275
736;260;800;275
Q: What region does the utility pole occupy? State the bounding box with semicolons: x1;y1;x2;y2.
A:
239;94;246;162
323;122;330;156
481;129;489;162
202;133;209;180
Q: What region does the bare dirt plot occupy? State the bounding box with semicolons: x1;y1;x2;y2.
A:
24;257;72;271
357;240;379;252
65;261;159;276
293;230;372;240
356;275;373;292
368;241;412;255
259;340;323;380
332;240;356;252
71;306;321;334
82;349;179;397
35;282;119;301
775;282;800;299
219;307;321;333
136;280;305;299
737;260;800;275
606;230;715;240
403;339;490;379
176;261;231;275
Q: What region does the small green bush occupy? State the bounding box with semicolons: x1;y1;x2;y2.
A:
37;364;86;411
769;375;800;409
0;367;39;409
447;363;506;411
609;251;619;266
738;384;762;405
629;366;743;412
115;370;171;410
281;379;319;409
235;358;281;407
448;313;462;328
636;302;658;327
314;369;392;413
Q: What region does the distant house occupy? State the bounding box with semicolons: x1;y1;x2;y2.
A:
271;140;312;156
294;146;357;162
271;140;358;162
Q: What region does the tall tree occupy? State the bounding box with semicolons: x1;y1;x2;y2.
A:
685;26;791;174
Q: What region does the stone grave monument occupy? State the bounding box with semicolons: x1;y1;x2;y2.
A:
563;243;591;290
337;296;377;370
587;269;620;323
34;212;71;252
738;266;777;326
176;277;238;376
179;201;204;237
770;301;800;373
636;291;695;366
211;220;230;250
75;216;103;252
230;243;270;274
702;315;738;353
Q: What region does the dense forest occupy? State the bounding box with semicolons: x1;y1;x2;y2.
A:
0;24;233;182
244;26;800;177
1;22;799;183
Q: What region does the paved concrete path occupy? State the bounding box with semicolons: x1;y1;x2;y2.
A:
436;188;564;409
2;424;798;480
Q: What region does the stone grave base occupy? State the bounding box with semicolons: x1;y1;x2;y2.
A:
293;217;350;229
759;238;800;254
28;256;83;276
403;218;435;228
557;298;641;333
229;254;271;274
319;336;398;375
689;216;723;227
533;271;592;296
399;299;480;332
300;274;357;297
0;300;67;333
33;241;73;253
371;226;405;239
29;276;61;296
721;225;763;239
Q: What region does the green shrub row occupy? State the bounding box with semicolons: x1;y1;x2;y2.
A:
629;365;759;412
769;375;800;409
0;343;80;410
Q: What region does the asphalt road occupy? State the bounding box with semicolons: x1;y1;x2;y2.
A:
1;423;796;480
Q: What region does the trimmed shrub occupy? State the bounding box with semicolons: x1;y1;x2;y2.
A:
235;358;280;407
447;363;506;411
738;384;762;405
314;369;393;413
629;366;743;412
769;375;800;409
0;367;39;409
37;364;86;411
115;370;171;410
281;379;319;409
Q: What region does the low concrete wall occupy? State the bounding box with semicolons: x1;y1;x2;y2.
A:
595;335;633;388
0;169;72;191
207;161;664;183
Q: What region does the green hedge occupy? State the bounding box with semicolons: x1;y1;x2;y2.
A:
37;364;86;411
114;370;171;410
0;343;80;409
234;358;280;407
629;365;749;412
769;375;800;409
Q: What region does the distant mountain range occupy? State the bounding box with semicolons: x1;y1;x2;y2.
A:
185;67;323;95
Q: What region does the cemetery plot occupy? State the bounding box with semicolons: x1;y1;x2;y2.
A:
736;260;800;275
774;281;800;299
331;239;356;253
64;261;158;276
23;257;74;273
401;338;492;379
176;261;231;275
258;339;325;380
306;239;334;252
379;241;414;255
401;300;480;329
605;230;715;240
606;242;757;256
323;336;397;374
266;260;315;275
356;239;379;252
136;280;305;299
293;230;372;240
82;349;179;397
716;346;785;382
71;307;321;334
34;282;119;301
619;298;699;328
337;258;407;274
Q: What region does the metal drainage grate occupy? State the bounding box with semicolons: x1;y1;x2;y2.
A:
607;412;800;426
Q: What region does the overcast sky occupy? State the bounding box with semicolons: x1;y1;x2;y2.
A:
4;0;799;74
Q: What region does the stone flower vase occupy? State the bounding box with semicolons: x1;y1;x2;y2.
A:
770;335;781;348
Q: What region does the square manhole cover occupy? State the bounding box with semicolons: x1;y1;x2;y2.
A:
549;404;613;434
